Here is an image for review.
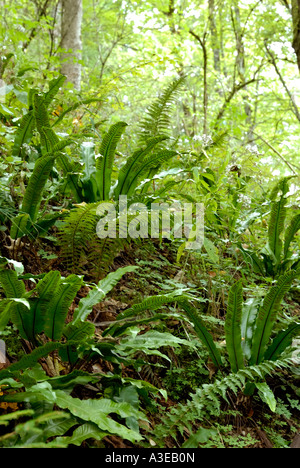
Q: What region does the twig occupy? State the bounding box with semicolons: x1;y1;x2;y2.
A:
253;131;298;174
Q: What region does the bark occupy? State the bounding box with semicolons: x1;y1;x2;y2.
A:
61;0;83;91
208;0;221;72
292;0;300;72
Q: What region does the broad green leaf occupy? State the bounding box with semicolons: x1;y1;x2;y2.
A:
256;382;277;412
225;280;245;372
54;390;144;443
73;266;138;324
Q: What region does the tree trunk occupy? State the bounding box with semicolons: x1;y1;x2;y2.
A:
61;0;83;90
292;0;300;72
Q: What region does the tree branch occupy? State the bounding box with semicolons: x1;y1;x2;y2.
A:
264;39;300;122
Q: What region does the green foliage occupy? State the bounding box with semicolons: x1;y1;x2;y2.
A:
239;177;300;278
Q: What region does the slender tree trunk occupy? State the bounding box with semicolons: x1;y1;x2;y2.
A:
61;0;83;90
292;0;300;72
208;0;221;72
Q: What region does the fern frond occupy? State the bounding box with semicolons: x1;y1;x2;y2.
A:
124;149;178;197
21;155;55;223
44;274;83;341
138;76;185;144
114;135;168;198
153;357;293;446
96;121;128;201
73;266;138;324
34;94;51;153
269;176;295;201
250;270;299;365
284;213;300;258
44;75;66;108
180;300;223;368
12;111;35;157
268;197;287;262
58;203;100;272
264;322;300;361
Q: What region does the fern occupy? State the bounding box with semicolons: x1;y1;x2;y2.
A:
138;76;185;144
96;121;128;201
250;270;299;365
12;111;35;158
44;274;83;341
72;266;138;325
180;300;223;368
122;149;178;198
58;203;100;272
114;135;168;198
21;155;56;223
284;213;300;258
152;357;294;446
268;196;287;263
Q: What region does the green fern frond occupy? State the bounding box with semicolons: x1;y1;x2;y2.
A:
58;203;100;272
250;270;299;365
114;135;169;198
268;197;287;262
96;121;128;201
153;357;293;446
44;274;83;341
264;322;300;361
124;149;178;197
43;75;66;107
180;300;223;368
284;213;300;258
12;111;35;157
21;155;55;223
138;76;185;144
269;176;295;201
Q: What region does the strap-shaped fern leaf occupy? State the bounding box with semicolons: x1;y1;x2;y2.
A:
10;213;31;240
44;274;83;341
250;270;299;365
123;149;178;197
269;176;295;201
30;271;62;339
43;75;66;108
225;280;245;372
57;153;83;203
268;197;287;263
264;322;300;362
0;269;25;298
0;269;29;339
60;321;96;364
96;121;128;201
34;94;51;154
21;155;55;223
238;244;265;275
284;213;300;259
114;135;168;198
12;111;35;157
73;266;138;324
180;300;223;368
116;293;184;321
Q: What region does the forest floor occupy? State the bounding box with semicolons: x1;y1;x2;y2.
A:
1;232;300;449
